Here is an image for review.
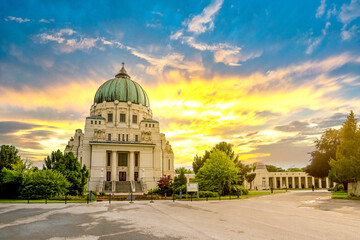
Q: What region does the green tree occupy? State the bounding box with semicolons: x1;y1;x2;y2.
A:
245;173;256;189
43;149;63;169
194;150;239;195
21;169;70;199
192;142;238;174
287;167;306;172
192;152;209;174
305;128;340;178
173;168;187;188
0;145;22;171
44;151;89;195
175;167;194;174
0;145;25;198
1;160;30;198
266;165;285;172
329;111;360;188
234;161;250;186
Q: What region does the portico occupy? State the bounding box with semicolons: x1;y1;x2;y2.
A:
246;163;334;190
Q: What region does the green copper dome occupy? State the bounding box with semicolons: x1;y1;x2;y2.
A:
94;63;150;107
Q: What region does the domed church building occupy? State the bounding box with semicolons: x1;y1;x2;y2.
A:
65;63;175;193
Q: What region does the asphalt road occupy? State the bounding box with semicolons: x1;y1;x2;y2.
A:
0;190;359;240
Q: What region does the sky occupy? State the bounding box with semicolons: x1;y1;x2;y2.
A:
1;0;360;169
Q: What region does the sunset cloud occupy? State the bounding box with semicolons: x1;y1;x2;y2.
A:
1;1;360;169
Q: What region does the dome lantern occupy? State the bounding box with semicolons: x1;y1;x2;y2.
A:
115;62;130;79
93;62;150;107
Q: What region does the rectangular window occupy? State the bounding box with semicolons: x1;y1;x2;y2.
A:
153;124;155;127
106;171;111;181
107;152;111;166
95;121;97;124
122;134;125;141
108;134;111;141
168;159;171;170
118;134;120;141
99;121;101;125
120;114;126;122
135;135;139;142
145;124;147;127
126;134;129;141
108;113;113;122
118;153;128;166
132;115;137;124
91;120;93;124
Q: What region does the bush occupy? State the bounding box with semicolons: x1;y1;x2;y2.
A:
231;185;248;195
173;185;186;194
334;183;344;191
328;187;334;191
148;187;161;194
49;195;87;201
199;191;219;198
21;169;70;199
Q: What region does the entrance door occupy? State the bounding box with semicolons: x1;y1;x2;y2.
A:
106;171;111;181
134;172;139;181
119;171;126;181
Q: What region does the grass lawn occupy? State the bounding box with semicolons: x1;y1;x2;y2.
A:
179;190;286;201
332;191;360;200
0;199;95;203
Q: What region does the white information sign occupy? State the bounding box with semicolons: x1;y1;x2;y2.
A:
186;182;199;192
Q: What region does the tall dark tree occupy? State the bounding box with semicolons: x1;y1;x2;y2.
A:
329;111;360;187
305;128;340;178
43;150;63;169
172;168;187;189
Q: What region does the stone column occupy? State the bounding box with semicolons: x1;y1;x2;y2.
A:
305;176;309;188
111;151;117;192
319;178;322;188
129;151;135;181
326;177;329;188
273;177;276;189
285;177;289;188
292;177;295;189
312;177;315;188
111;151;117;181
298;177;302;189
280;177;283;189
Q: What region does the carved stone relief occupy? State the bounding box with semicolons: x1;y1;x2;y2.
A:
141;131;152;143
93;129;106;141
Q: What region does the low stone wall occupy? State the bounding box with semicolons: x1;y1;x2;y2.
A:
348;181;360;196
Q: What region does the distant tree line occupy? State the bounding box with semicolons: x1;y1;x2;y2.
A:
0;146;89;199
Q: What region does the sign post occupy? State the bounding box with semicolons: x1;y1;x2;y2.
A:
186;182;199;199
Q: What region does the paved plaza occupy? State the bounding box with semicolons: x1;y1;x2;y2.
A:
0;191;359;240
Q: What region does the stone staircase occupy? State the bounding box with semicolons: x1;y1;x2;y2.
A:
115;181;131;193
135;182;142;193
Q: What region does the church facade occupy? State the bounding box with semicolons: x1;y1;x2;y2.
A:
65;63;175;193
